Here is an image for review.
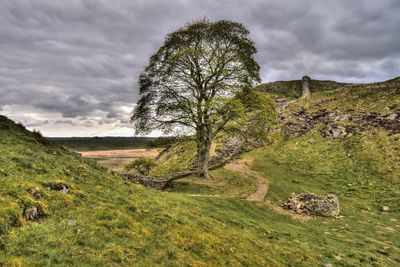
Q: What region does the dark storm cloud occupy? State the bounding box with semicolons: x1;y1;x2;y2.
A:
1;0;399;136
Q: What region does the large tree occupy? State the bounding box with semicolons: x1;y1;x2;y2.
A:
131;20;261;178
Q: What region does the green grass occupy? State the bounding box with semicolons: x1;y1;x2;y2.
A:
281;77;400;115
252;129;400;265
167;167;258;198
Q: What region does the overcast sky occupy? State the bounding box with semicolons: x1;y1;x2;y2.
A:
1;0;399;136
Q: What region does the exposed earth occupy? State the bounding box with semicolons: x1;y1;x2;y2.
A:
224;157;269;202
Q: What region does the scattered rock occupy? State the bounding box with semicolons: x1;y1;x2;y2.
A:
386;113;398;121
44;182;70;194
360;207;372;212
27;187;42;198
24;206;45;221
67;219;77;226
280;193;340;217
334;255;343;261
61;185;70;194
381;206;390;212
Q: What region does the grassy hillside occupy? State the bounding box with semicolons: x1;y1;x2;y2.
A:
281;77;400;115
256;79;349;99
166;129;400;266
166;77;400;265
1;75;399;266
0;115;342;266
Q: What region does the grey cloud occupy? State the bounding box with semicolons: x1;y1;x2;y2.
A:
55;119;75;125
35;95;93;118
0;0;399;135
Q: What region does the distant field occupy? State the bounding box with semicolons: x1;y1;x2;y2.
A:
80;148;160;171
48;137;160;171
48;136;157;151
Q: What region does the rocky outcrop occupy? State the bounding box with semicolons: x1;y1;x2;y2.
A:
24;206;45;221
281;108;400;138
280;193;340;217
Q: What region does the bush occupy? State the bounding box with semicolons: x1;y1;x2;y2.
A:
124;158;157;175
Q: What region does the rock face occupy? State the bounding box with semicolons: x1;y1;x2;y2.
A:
301;76;311;97
280;108;400;138
280;193;340;217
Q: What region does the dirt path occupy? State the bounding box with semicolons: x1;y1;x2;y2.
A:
224;157;313;220
224;157;269;202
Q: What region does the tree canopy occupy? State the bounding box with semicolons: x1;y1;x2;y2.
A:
131;20;269;178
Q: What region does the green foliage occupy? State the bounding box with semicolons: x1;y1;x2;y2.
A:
236;90;277;140
132;19;261;135
124;158;157;175
131;19;268;177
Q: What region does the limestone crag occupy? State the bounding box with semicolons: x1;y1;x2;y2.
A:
280;108;400;138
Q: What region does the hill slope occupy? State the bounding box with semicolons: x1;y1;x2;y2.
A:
1;75;399;266
0;115;338;266
167;77;400;265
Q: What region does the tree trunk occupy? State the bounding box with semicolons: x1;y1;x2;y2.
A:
197;127;212;178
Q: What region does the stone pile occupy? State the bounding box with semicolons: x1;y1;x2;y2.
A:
280;193;340;217
208;136;245;167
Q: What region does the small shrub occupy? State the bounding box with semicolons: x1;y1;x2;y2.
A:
124;158;157;175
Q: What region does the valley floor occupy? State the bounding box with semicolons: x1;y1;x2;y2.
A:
167;141;400;266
